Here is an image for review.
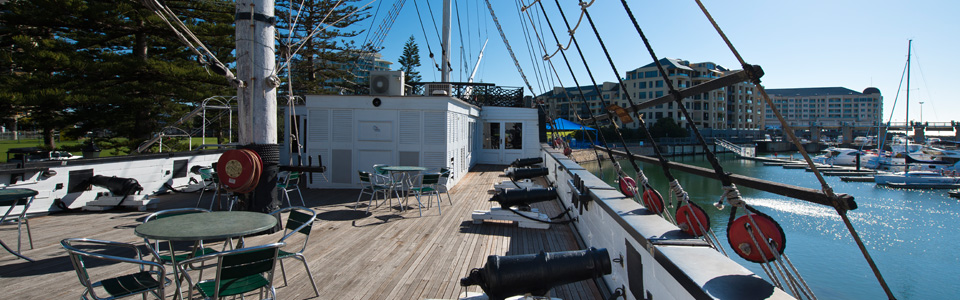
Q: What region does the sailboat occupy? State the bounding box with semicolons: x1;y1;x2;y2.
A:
874;40;960;188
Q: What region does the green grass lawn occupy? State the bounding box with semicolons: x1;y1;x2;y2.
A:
1;137;224;163
0;139;85;163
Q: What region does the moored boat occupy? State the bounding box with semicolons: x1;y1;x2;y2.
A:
874;170;960;188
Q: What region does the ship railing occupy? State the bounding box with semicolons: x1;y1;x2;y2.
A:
538;144;797;299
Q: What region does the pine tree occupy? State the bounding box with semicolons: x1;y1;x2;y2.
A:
275;0;371;96
398;35;422;92
0;0;236;150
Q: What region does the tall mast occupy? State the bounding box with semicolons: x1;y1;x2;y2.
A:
441;0;452;91
236;0;277;145
905;39;911;127
236;0;280;212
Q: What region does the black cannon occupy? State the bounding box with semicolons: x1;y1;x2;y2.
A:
87;175;142;197
504;167;549;182
490;188;557;209
460;247;612;300
511;157;543;168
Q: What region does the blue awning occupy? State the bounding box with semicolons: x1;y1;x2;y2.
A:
546;118;596;131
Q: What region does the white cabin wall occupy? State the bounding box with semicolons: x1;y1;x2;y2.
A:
292;95;479;189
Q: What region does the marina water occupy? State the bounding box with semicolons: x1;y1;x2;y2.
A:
582;153;959;300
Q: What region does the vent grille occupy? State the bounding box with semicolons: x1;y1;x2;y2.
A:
309;109;329;142
399;111;421;144
332;110;353;143
423;111;445;144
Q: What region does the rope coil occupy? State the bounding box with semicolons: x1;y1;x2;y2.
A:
721;184;745;208
668;179;690;204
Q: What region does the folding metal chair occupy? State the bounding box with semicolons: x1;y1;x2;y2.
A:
177;242;284;299
62;238;168;300
269;206;319;297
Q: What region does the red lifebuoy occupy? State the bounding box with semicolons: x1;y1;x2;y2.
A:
618;176;637;197
676;203;710;237
642;188;665;214
727;213;786;263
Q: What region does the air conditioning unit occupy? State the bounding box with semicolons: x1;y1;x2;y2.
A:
369;70;405;96
426;83;451;96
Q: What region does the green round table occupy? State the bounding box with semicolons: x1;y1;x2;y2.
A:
135;211;277;241
0;188;38;262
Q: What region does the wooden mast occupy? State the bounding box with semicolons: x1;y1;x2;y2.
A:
236;0;280;212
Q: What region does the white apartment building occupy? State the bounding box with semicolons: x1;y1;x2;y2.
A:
764;87;882;128
537;58;762;130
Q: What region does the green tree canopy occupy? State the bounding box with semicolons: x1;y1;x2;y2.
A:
649;117;689;138
398;35;421;89
275;0;370;96
0;0;235;150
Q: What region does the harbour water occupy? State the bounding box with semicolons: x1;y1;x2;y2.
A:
581;153;959;300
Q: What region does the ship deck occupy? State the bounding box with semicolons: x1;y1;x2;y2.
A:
0;164;602;299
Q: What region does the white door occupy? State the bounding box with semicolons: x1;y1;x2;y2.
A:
479;121;526;164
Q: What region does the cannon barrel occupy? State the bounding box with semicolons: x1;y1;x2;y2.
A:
490;188;557;208
505;167;549;181
460;247;611;300
87;175;143;196
511;157;543;167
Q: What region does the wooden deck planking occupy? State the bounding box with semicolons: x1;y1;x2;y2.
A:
0;165;602;299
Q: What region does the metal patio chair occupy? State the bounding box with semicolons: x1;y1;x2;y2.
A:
177;242;284;300
277;171;306;207
269;206;319;297
407;173;443;217
142;208;219;288
438;167;454;205
355;171;401;213
62;238;168;300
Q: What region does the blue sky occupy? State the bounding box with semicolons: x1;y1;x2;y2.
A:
365;0;959;123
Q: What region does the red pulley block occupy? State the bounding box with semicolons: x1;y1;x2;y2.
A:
727;213;786;263
675;203;710;237
618;176;637;197
642;188;665;214
563;147;572;156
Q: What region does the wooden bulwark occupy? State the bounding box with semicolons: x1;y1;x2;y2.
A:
0;165;601;300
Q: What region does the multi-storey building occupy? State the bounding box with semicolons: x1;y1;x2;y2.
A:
324;51;394;92
537;58;762;130
763;87;882;127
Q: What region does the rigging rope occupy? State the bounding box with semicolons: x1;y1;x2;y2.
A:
279;0;375;72
522;0;593;61
609;1;815;296
483;0;536;95
412;0;442;73
515;0;548;95
691;1;895;298
141;0;241;87
520;0;606;176
552;1;697;226
538;0;681;222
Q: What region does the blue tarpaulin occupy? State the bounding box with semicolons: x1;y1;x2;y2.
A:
546;118;596;131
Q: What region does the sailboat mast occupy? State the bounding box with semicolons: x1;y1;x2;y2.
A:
906;39;911;129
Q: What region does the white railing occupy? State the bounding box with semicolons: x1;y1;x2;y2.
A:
715;138;756;157
538;144;790;299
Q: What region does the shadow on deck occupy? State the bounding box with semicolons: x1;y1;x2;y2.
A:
0;164;602;299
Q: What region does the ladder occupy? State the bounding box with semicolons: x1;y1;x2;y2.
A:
715;138;756;157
